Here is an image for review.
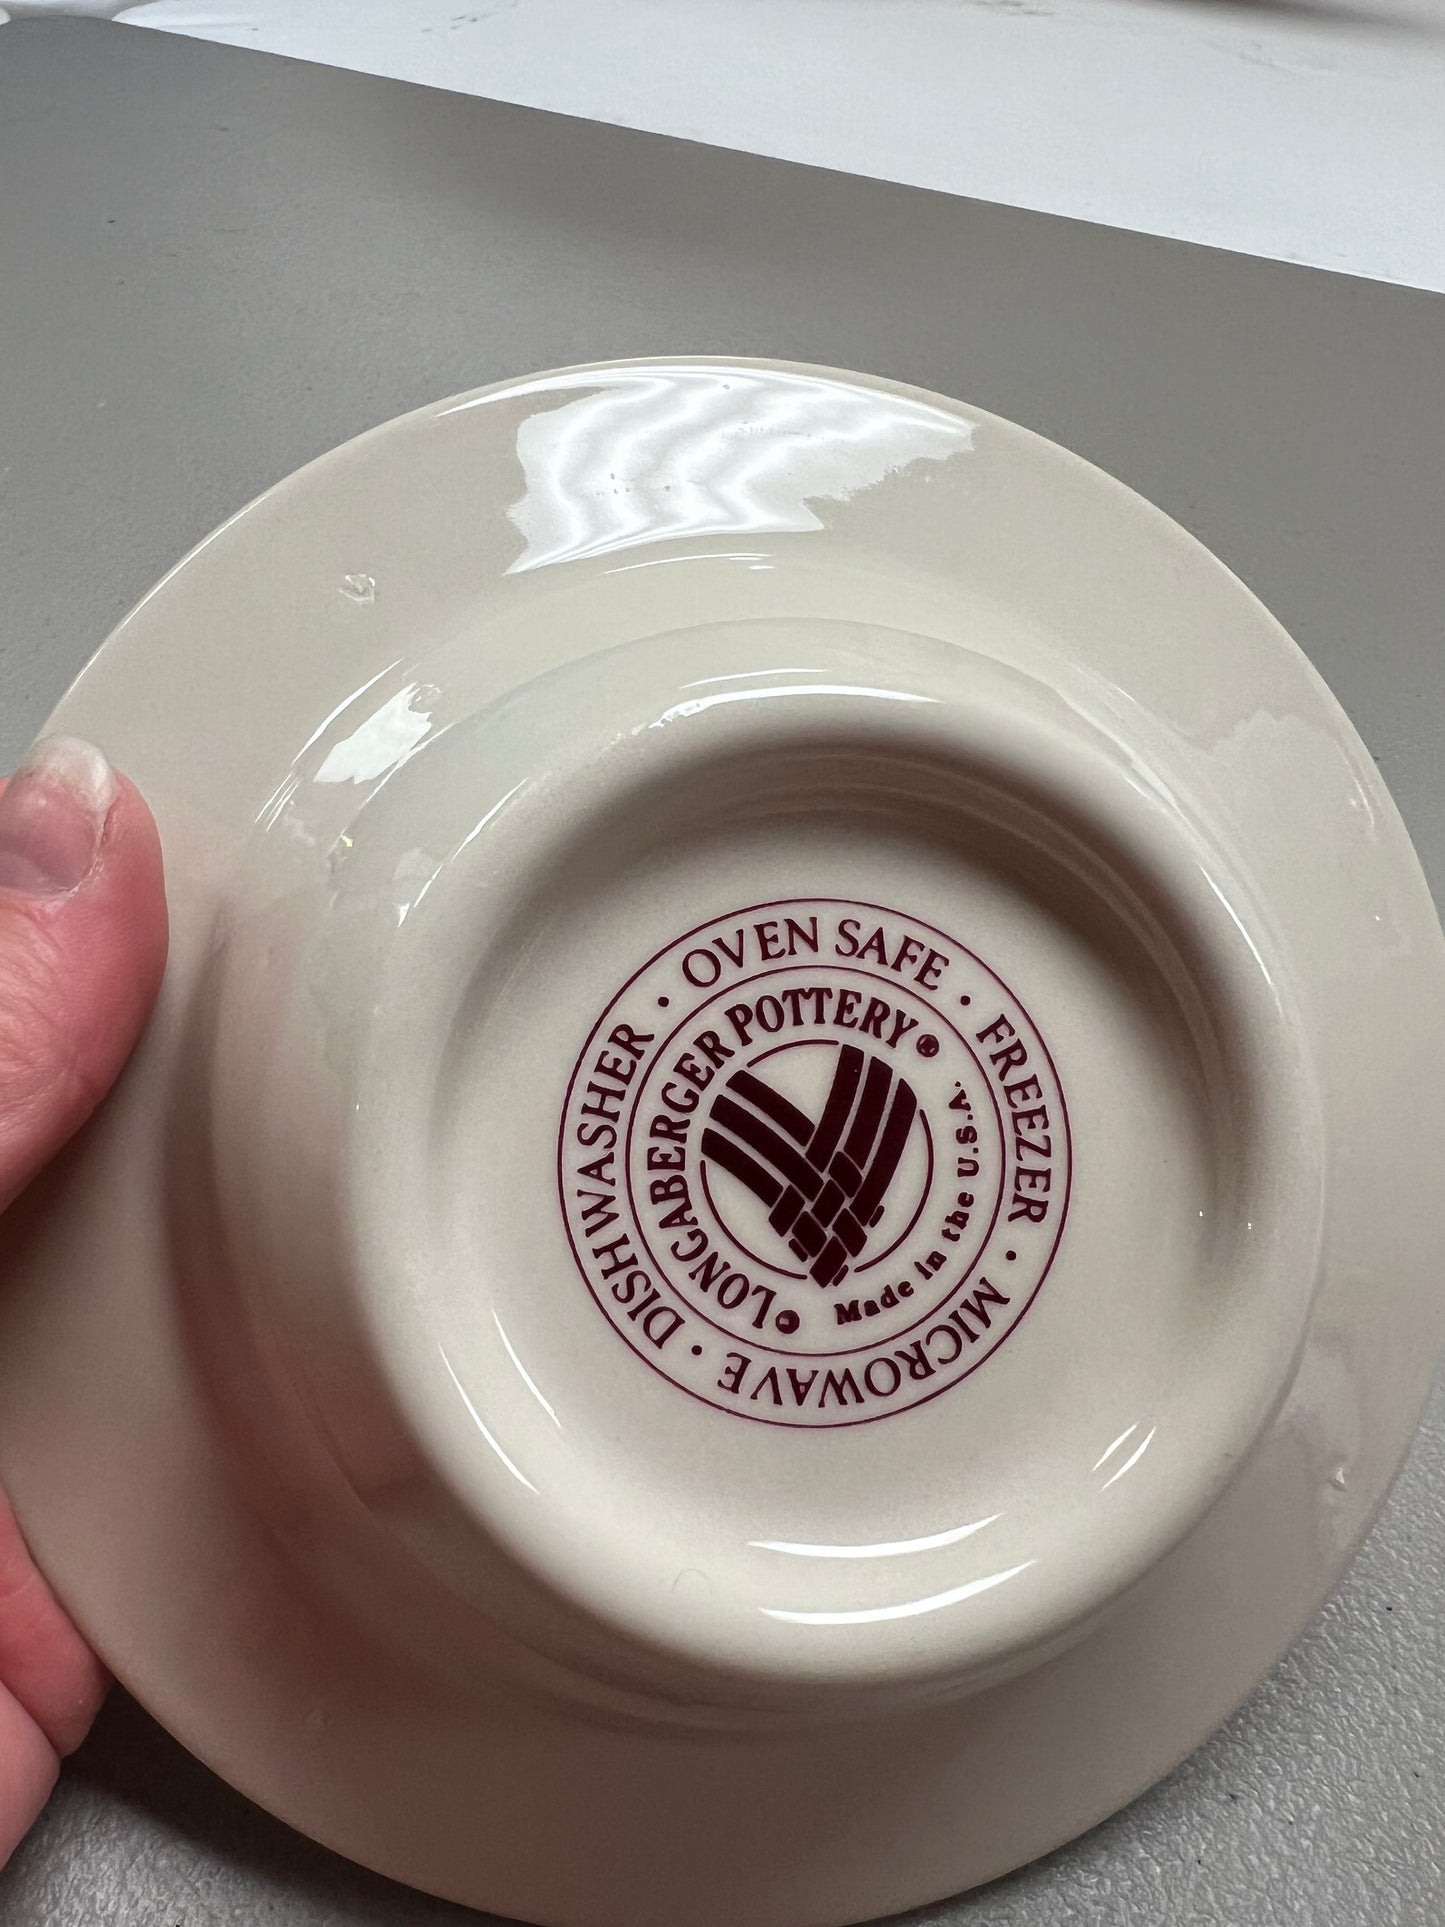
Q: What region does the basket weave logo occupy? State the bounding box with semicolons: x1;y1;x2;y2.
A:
703;1049;917;1288
558;899;1070;1428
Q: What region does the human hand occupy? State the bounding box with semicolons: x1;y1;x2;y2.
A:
0;737;167;1865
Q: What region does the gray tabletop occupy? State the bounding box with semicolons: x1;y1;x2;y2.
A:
1;18;1443;1925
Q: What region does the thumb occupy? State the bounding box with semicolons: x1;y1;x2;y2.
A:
0;737;168;1212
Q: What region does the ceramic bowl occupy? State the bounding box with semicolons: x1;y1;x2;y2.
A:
1;361;1441;1925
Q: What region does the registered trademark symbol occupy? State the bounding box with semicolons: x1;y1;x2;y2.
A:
916;1034;940;1057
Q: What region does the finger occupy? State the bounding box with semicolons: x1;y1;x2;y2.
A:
0;1489;107;1757
0;735;166;1774
0;737;168;1211
0;1679;56;1869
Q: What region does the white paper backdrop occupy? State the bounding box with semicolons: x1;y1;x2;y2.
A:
5;0;1441;292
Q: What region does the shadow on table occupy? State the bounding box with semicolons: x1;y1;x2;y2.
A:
66;1689;493;1923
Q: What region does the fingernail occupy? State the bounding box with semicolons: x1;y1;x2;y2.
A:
0;737;117;898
